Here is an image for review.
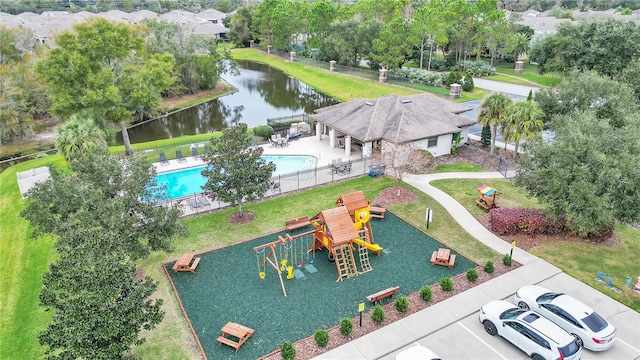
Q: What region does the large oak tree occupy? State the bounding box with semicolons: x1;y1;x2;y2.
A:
36;18;175;155
21;148;185;260
515;110;640;237
201;123;276;218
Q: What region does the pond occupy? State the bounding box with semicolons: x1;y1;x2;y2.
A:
116;60;338;144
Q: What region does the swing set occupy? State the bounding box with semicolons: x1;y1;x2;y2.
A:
253;230;316;297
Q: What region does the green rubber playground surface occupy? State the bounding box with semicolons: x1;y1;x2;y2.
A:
166;212;475;359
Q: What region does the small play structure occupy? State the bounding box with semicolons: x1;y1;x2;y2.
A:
311;191;383;281
254;191;384;295
595;271;622;293
253;233;316;296
475;184;501;210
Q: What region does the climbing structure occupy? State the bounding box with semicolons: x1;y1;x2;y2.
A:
311;207;362;281
308;191;384;282
336;191;378;250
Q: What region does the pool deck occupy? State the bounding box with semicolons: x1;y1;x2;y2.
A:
151;135;363;174
153;135;367;217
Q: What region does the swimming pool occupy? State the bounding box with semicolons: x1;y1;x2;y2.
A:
153;155;316;199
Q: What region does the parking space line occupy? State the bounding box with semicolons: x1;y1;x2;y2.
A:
617;338;640;353
457;322;508;360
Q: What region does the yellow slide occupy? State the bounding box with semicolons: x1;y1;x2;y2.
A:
353;238;383;254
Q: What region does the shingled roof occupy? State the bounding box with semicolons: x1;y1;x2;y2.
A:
310;93;474;144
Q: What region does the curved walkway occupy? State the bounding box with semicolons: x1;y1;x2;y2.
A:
314;173;640;360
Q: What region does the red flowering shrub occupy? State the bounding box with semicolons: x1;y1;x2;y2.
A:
489;208;566;236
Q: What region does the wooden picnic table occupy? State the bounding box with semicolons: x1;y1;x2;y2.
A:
217;322;254;351
369;206;386;220
172;252;201;273
430;248;456;268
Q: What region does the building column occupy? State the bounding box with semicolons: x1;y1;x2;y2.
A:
329;128;335;148
345;135;352;156
362;142;372;157
316;122;322;140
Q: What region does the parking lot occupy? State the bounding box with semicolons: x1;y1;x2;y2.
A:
318;260;640;360
380;272;640;360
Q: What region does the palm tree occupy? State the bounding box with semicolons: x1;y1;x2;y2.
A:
502;101;545;155
477;92;513;154
508;32;531;63
55;112;107;162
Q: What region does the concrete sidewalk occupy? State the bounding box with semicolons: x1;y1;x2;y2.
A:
314;173;640;360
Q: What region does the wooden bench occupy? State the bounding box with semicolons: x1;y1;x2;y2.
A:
190;257;201;271
430;251;438;265
217;322;254;351
448;254;456;268
217;335;243;350
366;286;400;305
369;206;386;220
285;216;311;231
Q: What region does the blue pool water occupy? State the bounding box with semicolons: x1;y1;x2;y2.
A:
154;155;316;199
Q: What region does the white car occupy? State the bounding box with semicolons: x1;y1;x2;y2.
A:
514;285;617;351
395;344;441;360
479;300;582;360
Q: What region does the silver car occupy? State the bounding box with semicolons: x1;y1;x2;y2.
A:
514;285;616;351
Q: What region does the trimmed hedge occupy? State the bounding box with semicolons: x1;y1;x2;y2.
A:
395;297;409;313
281;341;296;360
420;286;433;301
314;329;329;347
371;305;385;324
484;261;494;273
466;268;479;282
440;277;454;291
339;317;353;337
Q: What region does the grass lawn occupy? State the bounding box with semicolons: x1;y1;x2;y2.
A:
431;178;640;312
232;48;421;102
433;162;486;173
109;133;223;162
1;152;500;359
0;155;65;360
486;60;563;87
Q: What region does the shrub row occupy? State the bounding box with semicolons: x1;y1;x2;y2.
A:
285;262;498;358
489;208;567;236
457;60;496;77
388;67;448;87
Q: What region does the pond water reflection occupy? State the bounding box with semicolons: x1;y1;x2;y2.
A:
116;60;338;144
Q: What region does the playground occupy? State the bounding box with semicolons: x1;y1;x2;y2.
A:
166;196;475;359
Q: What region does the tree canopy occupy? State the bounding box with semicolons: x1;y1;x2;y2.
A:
38;228;164;360
21;149;184;358
515;110;640;237
21;148;185;260
529;18;640;78
35;18;176;155
534;71;639;126
239;0;531;70
201;124;276;217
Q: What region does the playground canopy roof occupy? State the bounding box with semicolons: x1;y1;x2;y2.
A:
336;191;370;216
476;184;501;196
318;207;359;247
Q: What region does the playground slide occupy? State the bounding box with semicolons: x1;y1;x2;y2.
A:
353;238;383;253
